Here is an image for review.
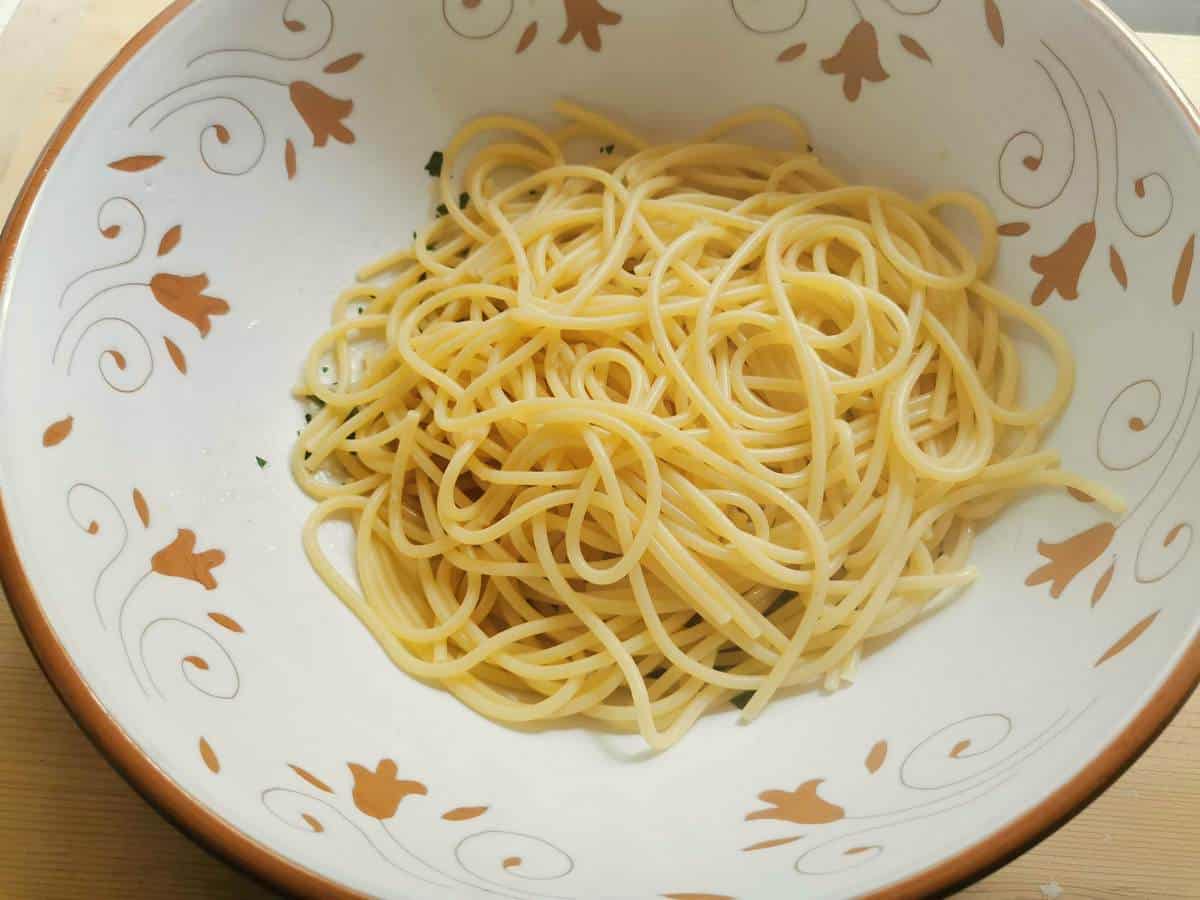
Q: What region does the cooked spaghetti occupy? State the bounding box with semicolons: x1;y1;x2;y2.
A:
292;103;1119;750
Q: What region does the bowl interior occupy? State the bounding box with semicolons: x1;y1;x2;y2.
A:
1;2;1198;897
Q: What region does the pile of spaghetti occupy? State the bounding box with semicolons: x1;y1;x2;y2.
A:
293;103;1118;749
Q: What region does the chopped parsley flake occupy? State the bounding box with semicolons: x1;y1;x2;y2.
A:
255;456;268;469
459;192;469;209
424;150;443;177
435;203;448;217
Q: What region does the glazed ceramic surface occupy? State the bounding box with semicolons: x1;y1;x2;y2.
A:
1;2;1198;897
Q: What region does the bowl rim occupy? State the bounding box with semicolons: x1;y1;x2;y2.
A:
0;2;1196;898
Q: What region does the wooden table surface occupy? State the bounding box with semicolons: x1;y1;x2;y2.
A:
0;3;1196;898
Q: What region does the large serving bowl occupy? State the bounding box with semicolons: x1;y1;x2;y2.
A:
1;1;1197;897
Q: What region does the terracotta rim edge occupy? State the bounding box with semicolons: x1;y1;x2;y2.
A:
0;3;1195;899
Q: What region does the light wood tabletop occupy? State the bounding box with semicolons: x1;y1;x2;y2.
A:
0;3;1196;898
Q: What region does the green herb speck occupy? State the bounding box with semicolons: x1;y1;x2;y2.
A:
424;150;443;177
459;192;469;209
435;203;448;217
255;456;268;469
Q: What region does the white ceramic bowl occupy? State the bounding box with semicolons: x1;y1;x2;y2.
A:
1;2;1198;897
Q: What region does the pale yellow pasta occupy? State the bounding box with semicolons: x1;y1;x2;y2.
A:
293;104;1120;750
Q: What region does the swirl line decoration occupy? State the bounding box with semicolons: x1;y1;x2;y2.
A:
138;617;241;701
262;788;453;888
742;700;1095;880
189;0;334;65
443;0;515;39
66;483;129;626
147;94;267;177
51;198;231;395
261;759;577;898
879;0;942;16
1025;330;1199;659
66;483;240;702
455;830;574;896
57;197;146;310
996;42;1180;305
1098;91;1174;240
730;0;809;34
120;0;364;182
793;773;1018;876
997;58;1078;213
